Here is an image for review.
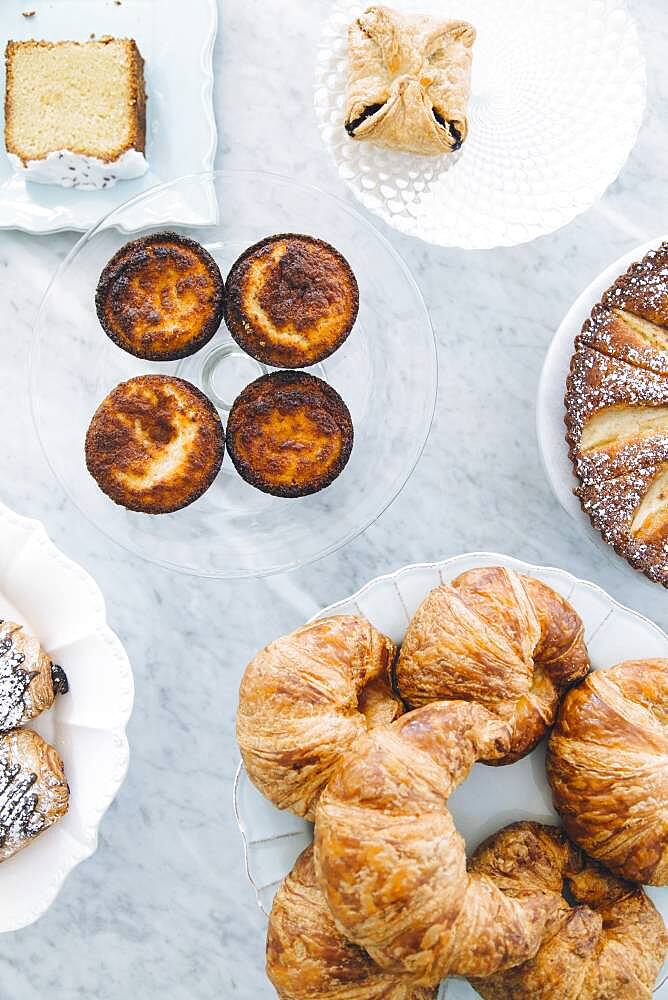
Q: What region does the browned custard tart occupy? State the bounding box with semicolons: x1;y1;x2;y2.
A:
226;371;353;497
565;242;668;586
85;375;224;514
95;232;225;361
223;234;359;368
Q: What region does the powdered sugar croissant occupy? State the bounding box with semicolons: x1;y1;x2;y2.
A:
267;847;436;1000
314;701;558;986
395;567;590;763
236;616;401;820
548;659;668;885
0;620;68;733
345;6;475;155
468;822;668;999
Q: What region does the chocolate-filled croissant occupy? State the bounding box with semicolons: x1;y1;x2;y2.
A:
267;847;436;1000
0;727;69;862
315;701;559;986
468;822;668;999
236;616;401;820
395;567;590;762
345;6;475;155
0;621;68;733
548;659;668;884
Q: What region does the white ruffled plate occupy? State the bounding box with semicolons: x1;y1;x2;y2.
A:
234;552;668;997
536;235;668;591
0;498;133;931
314;0;646;249
0;0;217;233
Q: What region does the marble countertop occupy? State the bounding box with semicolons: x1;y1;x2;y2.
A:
1;0;667;996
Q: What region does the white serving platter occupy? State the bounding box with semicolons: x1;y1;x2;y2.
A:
234;552;668;998
314;0;646;249
0;0;217;233
536;235;668;591
0;497;133;931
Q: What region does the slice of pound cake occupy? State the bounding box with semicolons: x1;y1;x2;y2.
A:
4;37;147;189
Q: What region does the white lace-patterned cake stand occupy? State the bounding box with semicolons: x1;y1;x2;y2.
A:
234;552;668;998
0;498;133;931
314;0;646;249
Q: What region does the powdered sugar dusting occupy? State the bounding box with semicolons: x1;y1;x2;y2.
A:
0;622;35;732
565;242;668;586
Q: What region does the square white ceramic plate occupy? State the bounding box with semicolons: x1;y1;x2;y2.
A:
0;0;218;233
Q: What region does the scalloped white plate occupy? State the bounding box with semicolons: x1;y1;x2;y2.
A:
234;552;668;998
0;0;217;233
536;235;668;592
314;0;646;249
0;498;133;931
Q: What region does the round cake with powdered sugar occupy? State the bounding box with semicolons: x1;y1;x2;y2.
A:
565;242;668;586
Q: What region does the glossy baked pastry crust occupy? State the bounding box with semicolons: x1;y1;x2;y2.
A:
468;822;668;1000
565;242;668;586
0;728;69;863
395;567;589;763
345;6;475;155
315;701;558;986
226;371;353;497
85;375;224;513
224;234;359;368
237;615;401;821
548;659;668;885
96;233;225;361
267;847;436;1000
0;621;68;733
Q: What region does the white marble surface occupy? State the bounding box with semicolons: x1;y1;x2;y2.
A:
0;0;667;996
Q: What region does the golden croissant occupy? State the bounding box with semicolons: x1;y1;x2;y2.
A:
468;821;668;999
314;700;558;986
236;616;401;820
345;6;475;155
267;847;436;1000
548;659;668;884
395;567;590;762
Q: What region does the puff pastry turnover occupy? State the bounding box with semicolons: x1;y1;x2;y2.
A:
469;822;668;999
0;728;69;862
395;567;590;763
548;659;668;885
345;6;475;155
315;701;558;986
267;847;436;1000
0;620;68;733
236;616;401;820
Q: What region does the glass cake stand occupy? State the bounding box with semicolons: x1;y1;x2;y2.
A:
31;170;437;578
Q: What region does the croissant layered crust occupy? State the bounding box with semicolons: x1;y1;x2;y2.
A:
267;847;436;1000
468;822;668;999
0;620;67;732
547;659;668;885
395;567;590;763
236;616;401;820
314;701;559;986
345;6;475;155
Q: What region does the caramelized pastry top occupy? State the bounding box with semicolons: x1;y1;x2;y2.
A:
224;235;358;368
96;232;225;361
395;566;590;764
565;241;668;586
548;659;668;886
469;822;668;1000
267;847;436;999
226;371;353;497
85;375;224;514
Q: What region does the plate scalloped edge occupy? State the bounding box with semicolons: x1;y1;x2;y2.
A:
233;551;668;996
0;497;134;931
